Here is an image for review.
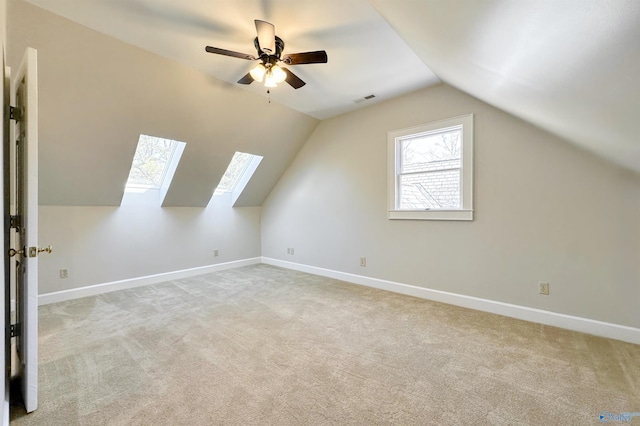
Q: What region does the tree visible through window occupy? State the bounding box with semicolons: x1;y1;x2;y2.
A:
215;152;253;193
126;135;178;189
212;151;264;204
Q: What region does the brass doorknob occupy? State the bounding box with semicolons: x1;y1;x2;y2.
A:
38;245;53;254
8;245;52;258
8;247;25;257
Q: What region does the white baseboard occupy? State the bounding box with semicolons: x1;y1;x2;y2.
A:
38;257;262;306
261;257;640;345
38;256;640;345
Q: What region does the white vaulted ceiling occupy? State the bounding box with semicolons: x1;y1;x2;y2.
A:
24;0;640;174
22;0;439;120
369;0;640;174
16;0;640;208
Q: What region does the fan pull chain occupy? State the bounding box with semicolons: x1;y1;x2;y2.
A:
267;89;271;103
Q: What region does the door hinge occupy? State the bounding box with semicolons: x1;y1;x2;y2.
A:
9;215;21;229
9;106;22;122
10;323;21;338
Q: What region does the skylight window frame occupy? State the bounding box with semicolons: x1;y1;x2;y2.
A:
215;152;254;195
154;141;179;190
211;151;263;206
121;134;186;207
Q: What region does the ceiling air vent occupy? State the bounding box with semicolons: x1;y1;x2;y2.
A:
354;94;376;104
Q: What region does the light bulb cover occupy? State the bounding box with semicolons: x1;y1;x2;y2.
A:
249;64;266;82
271;65;287;84
264;72;277;88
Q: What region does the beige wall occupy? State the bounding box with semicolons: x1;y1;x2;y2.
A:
7;0;318;207
7;0;639;331
38;202;261;294
6;1;287;293
1;0;5;46
261;83;640;329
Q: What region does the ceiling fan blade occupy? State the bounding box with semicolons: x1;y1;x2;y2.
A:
283;68;306;89
205;46;256;60
237;73;254;85
255;19;275;55
282;51;328;65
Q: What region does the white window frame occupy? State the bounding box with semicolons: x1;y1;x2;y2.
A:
387;114;474;221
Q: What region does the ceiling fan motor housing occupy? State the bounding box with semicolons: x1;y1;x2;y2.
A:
255;36;285;61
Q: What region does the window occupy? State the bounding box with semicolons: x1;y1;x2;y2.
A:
211;151;263;205
388;114;473;220
121;134;186;206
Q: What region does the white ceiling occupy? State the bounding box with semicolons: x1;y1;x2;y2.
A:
23;0;439;120
23;0;640;174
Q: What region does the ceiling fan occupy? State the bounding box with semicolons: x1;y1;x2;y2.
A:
205;20;328;89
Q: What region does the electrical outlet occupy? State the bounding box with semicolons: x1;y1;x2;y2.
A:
214;249;219;257
539;282;550;295
60;268;69;279
360;257;367;267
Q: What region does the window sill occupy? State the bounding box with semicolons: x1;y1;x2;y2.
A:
388;209;473;221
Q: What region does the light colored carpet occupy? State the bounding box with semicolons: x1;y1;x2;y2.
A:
10;264;640;425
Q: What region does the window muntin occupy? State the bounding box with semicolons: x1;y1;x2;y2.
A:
388;114;473;221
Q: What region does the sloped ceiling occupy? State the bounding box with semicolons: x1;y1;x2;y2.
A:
21;0;440;120
8;1;319;207
22;0;640;176
10;0;640;209
369;0;640;175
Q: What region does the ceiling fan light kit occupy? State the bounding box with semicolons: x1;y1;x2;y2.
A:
270;65;287;84
205;19;328;91
249;63;266;82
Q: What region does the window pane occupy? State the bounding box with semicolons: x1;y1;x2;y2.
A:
126;135;178;189
399;169;461;209
400;129;461;173
215;152;253;193
388;114;473;220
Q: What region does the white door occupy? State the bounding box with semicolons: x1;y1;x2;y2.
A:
2;48;10;426
9;47;40;414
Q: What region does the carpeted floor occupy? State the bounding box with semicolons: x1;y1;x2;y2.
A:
10;264;640;425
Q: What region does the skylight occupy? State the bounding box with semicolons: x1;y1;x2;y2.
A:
122;134;186;206
212;151;263;205
126;135;180;190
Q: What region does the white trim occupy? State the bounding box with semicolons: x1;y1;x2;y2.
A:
38;257;262;305
389;209;473;221
37;256;640;345
261;257;640;345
